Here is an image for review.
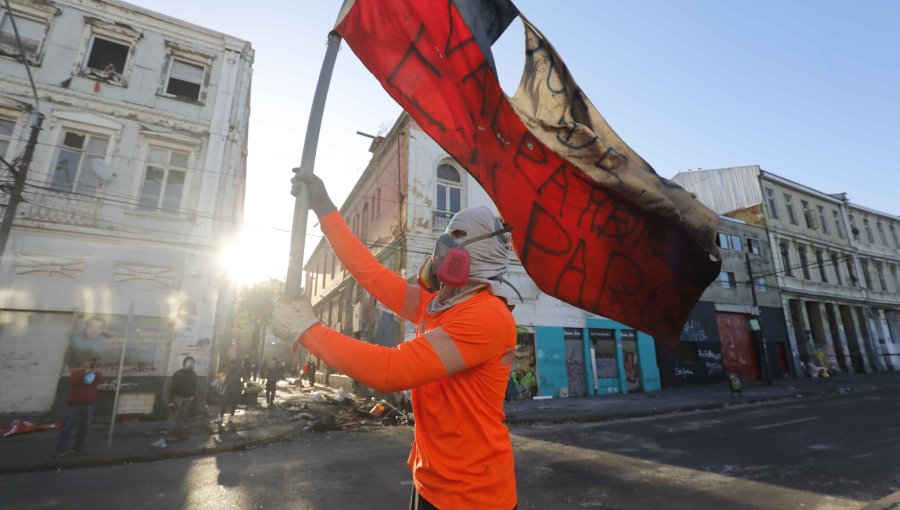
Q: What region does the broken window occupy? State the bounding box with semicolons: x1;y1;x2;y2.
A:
164;59;205;101
50;130;109;195
84;36;129;83
0;12;47;62
139;146;188;213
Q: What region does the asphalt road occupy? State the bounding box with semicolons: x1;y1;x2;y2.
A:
3;389;899;509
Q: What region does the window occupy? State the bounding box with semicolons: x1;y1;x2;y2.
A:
891;225;899;249
50;130;109;195
891;265;900;291
817;206;829;234
816;250;828;283
330;253;336;279
831;253;843;285
875;262;887;291
716;232;742;251
877;222;888;246
833;210;845;239
0;116;15;159
164;59;206;101
801;200;816;228
784;194;798;224
0;11;48;63
139;146;188;213
780;242;793;277
747;238;761;254
374;188;381;216
436;163;462;213
765;188;779;219
716;232;729;249
847;259;857;286
860;259;872;289
754;276;768;292
849;215;860;241
863;218;874;243
84;36;129;82
798;246;811;279
719;271;736;289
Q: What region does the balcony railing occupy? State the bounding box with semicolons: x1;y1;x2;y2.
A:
432;210;454;232
23;189;98;226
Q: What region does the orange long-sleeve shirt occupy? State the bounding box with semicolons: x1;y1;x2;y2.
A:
299;211;517;510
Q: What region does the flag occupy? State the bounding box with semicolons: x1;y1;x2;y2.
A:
334;0;722;346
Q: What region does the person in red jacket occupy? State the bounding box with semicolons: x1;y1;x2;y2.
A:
273;172;518;510
53;357;106;458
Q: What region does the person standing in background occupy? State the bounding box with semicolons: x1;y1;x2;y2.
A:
54;357;105;458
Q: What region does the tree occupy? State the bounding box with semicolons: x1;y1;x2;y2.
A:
232;279;283;365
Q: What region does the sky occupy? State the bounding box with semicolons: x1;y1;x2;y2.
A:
130;0;900;285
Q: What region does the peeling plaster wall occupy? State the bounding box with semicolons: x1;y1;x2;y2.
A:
0;0;252;414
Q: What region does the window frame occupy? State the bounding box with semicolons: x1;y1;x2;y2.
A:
875;262;887;291
435;161;463;214
0;6;52;66
747;238;761;255
136;142;194;215
0;112;21;162
753;276;768;292
76;20;140;86
863;217;874;243
797;245;811;280
833;210;845;239
47;126;115;195
815;249;828;283
780;242;793;277
765;188;779;219
784;194;798;225
830;252;843;285
817;205;829;234
877;222;888;246
158;42;214;105
719;271;737;289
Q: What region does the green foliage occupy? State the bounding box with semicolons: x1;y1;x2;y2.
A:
232;278;283;363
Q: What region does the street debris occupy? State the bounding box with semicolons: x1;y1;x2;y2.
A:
150;438;168;448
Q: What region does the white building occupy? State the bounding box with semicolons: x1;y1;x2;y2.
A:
0;0;253;415
673;166;899;374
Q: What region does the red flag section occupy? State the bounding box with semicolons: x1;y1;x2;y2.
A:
335;0;721;345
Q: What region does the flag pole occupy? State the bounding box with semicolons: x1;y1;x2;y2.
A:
285;31;342;300
107;302;134;450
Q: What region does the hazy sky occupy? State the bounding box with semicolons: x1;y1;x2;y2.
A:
130;0;900;284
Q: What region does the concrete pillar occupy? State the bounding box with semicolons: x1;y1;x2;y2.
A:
796;299;818;357
781;295;805;376
827;302;855;373
862;306;887;371
845;306;872;373
812;302;839;371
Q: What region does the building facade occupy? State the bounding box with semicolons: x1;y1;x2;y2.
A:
303;114;662;400
673;166;898;376
661;215;791;387
0;0;253;415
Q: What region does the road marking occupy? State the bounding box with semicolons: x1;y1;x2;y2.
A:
751;416;819;430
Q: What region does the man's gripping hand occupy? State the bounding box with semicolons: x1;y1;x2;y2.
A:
291;169;337;218
272;296;320;343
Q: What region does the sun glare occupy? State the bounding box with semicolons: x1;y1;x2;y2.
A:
219;230;289;286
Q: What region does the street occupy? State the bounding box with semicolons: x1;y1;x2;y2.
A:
3;389;898;509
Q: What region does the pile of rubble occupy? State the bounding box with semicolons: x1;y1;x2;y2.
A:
277;379;413;433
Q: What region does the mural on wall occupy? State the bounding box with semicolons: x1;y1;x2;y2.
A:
511;331;537;400
63;313;172;377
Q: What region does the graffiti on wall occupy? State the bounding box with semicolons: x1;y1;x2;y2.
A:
510;332;537;400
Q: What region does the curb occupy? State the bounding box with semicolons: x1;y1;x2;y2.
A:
863;490;900;510
503;386;869;425
0;422;305;476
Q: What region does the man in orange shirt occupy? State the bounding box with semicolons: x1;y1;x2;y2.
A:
273;172;518;510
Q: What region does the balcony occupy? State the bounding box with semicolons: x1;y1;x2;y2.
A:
432;210;454;232
22;189;98;227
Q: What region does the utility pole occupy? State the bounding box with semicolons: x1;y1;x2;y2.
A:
746;251;774;385
0;113;43;263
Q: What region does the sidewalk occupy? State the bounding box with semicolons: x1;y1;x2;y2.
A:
503;370;900;424
3;372;898;475
0;379;344;475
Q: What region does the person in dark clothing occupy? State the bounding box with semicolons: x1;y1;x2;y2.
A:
242;355;252;380
54;357;105;458
264;357;284;405
167;356;197;436
216;359;245;424
306;360;317;388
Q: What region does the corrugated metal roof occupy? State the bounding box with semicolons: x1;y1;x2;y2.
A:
672;166;762;214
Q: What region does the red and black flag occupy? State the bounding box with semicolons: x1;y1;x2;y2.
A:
333;0;721;345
